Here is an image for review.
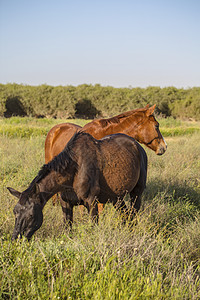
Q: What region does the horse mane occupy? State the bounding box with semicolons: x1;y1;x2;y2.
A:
99;107;146;128
24;132;85;194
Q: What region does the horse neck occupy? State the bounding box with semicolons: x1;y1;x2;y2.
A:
95;112;142;139
118;113;142;137
37;170;73;206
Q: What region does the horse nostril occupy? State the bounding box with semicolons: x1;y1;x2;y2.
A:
161;146;166;154
156;145;166;155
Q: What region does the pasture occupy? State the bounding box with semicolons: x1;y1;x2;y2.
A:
0;117;200;299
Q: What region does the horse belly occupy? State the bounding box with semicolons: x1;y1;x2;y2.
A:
100;155;140;199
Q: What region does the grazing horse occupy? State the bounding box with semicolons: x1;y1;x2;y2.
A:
8;132;147;240
45;104;167;213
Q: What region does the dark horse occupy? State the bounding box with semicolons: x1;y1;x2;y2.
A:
8;132;147;240
45;104;167;213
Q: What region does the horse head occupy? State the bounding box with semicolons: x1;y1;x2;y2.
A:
7;185;43;240
135;105;167;155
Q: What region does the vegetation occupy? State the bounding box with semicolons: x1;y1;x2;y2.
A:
0;117;200;299
0;116;199;139
0;83;200;120
0;117;88;138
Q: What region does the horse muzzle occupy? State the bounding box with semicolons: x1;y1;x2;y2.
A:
11;230;22;241
156;141;167;155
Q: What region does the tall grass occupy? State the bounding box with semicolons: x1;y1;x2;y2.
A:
0;118;200;299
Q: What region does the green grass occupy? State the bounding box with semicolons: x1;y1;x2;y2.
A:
158;116;200;128
0;117;200;299
161;127;200;137
0;117;89;138
158;117;200;136
0;116;89;127
0;116;199;138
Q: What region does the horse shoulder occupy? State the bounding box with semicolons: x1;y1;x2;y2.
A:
73;144;100;200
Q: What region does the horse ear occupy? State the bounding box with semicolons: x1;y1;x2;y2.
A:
145;104;150;109
33;183;40;194
7;187;21;199
146;104;156;116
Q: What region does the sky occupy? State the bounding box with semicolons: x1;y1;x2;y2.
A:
0;0;200;88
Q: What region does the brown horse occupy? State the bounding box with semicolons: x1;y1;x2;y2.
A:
45;104;167;163
8;132;147;240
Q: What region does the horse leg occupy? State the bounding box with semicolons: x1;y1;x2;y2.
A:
130;162;147;215
98;203;104;214
78;202;103;218
84;196;99;223
75;164;100;222
81;182;100;222
78;205;86;218
52;193;61;206
60;193;74;229
130;183;145;215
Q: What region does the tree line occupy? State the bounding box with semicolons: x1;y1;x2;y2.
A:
0;83;199;120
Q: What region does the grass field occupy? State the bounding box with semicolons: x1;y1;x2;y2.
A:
0;117;200;299
0;116;199;138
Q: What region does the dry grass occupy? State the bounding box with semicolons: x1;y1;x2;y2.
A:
0;118;200;299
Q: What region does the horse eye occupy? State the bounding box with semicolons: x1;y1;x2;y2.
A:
155;124;159;129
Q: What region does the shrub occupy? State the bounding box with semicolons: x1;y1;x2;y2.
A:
0;83;200;120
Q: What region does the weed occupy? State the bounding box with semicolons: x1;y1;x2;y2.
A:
0;118;200;298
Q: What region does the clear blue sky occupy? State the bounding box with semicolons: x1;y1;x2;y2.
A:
0;0;200;88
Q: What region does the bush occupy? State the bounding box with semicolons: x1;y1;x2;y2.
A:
0;83;200;120
170;89;200;120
